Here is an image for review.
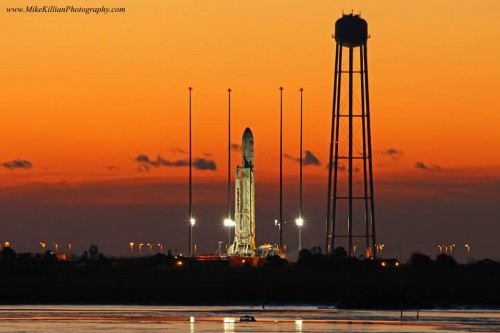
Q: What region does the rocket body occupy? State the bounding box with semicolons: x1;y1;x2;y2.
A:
228;128;256;256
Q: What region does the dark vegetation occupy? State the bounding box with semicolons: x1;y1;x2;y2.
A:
0;246;499;309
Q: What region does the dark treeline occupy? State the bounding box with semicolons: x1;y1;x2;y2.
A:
0;246;499;309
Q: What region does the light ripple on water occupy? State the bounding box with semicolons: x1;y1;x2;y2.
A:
0;305;498;332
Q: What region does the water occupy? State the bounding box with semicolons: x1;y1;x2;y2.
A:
0;305;498;332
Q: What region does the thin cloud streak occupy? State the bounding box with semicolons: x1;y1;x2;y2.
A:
2;159;33;170
135;154;216;171
304;150;321;166
230;143;242;152
382;148;403;160
168;146;187;155
284;150;321;166
415;161;441;171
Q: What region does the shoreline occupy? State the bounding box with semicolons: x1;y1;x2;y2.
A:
0;254;498;309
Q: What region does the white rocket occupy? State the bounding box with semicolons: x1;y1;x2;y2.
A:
228;128;256;256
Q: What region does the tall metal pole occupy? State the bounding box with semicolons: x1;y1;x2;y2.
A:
279;86;283;254
348;47;354;257
299;88;303;222
298;226;302;254
188;86;193;257
227;88;232;246
299;88;303;252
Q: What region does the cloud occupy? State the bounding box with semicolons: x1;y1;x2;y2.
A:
283;150;321;167
382;148;403;160
325;161;346;172
135;154;216;171
415;161;441;171
134;155;154;171
303;150;321;166
194;158;216;171
168;146;187;155
230;143;242;152
134;154;186;171
2;159;33;170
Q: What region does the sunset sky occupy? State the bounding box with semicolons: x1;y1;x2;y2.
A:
1;1;499;260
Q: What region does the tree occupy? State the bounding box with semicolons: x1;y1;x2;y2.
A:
410;252;433;267
265;255;288;267
0;246;16;260
43;250;57;262
332;247;348;259
298;249;312;264
435;253;457;267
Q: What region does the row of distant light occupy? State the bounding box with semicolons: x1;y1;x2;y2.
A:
1;242;72;251
129;242;164;252
274;218;304;227
438;244;471;254
190;217;305;227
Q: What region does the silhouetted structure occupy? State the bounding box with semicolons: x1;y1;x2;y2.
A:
88;244;99;260
326;14;376;258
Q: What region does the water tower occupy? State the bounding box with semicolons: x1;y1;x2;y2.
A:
325;14;376;258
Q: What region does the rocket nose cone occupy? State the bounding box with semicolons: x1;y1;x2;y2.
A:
243;127;253;139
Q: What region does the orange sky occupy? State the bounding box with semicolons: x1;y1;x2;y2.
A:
2;0;500;182
0;1;499;258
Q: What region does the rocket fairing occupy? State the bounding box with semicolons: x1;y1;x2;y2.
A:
242;127;254;168
228;128;256;256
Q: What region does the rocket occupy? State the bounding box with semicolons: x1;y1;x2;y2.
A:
228;128;256;256
242;128;254;168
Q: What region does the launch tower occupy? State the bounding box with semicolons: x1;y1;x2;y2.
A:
326;14;376;258
228;128;256;256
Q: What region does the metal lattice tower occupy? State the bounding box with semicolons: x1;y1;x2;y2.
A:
325;14;376;258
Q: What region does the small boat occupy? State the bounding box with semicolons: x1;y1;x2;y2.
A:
239;315;256;322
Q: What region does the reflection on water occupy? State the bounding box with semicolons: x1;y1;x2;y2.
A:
223;320;235;333
295;318;303;333
0;305;498;332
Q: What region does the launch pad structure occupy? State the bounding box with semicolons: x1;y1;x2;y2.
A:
228;128;256;256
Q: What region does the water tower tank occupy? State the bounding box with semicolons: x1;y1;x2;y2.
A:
335;14;368;47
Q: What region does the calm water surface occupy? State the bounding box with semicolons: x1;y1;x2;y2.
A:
0;305;498;332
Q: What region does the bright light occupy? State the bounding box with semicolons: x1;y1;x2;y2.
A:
295;217;304;227
223;318;235;323
381;261;386;267
224;218;235;227
190;218;196;226
176;260;184;266
395;262;400;267
190;316;195;323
